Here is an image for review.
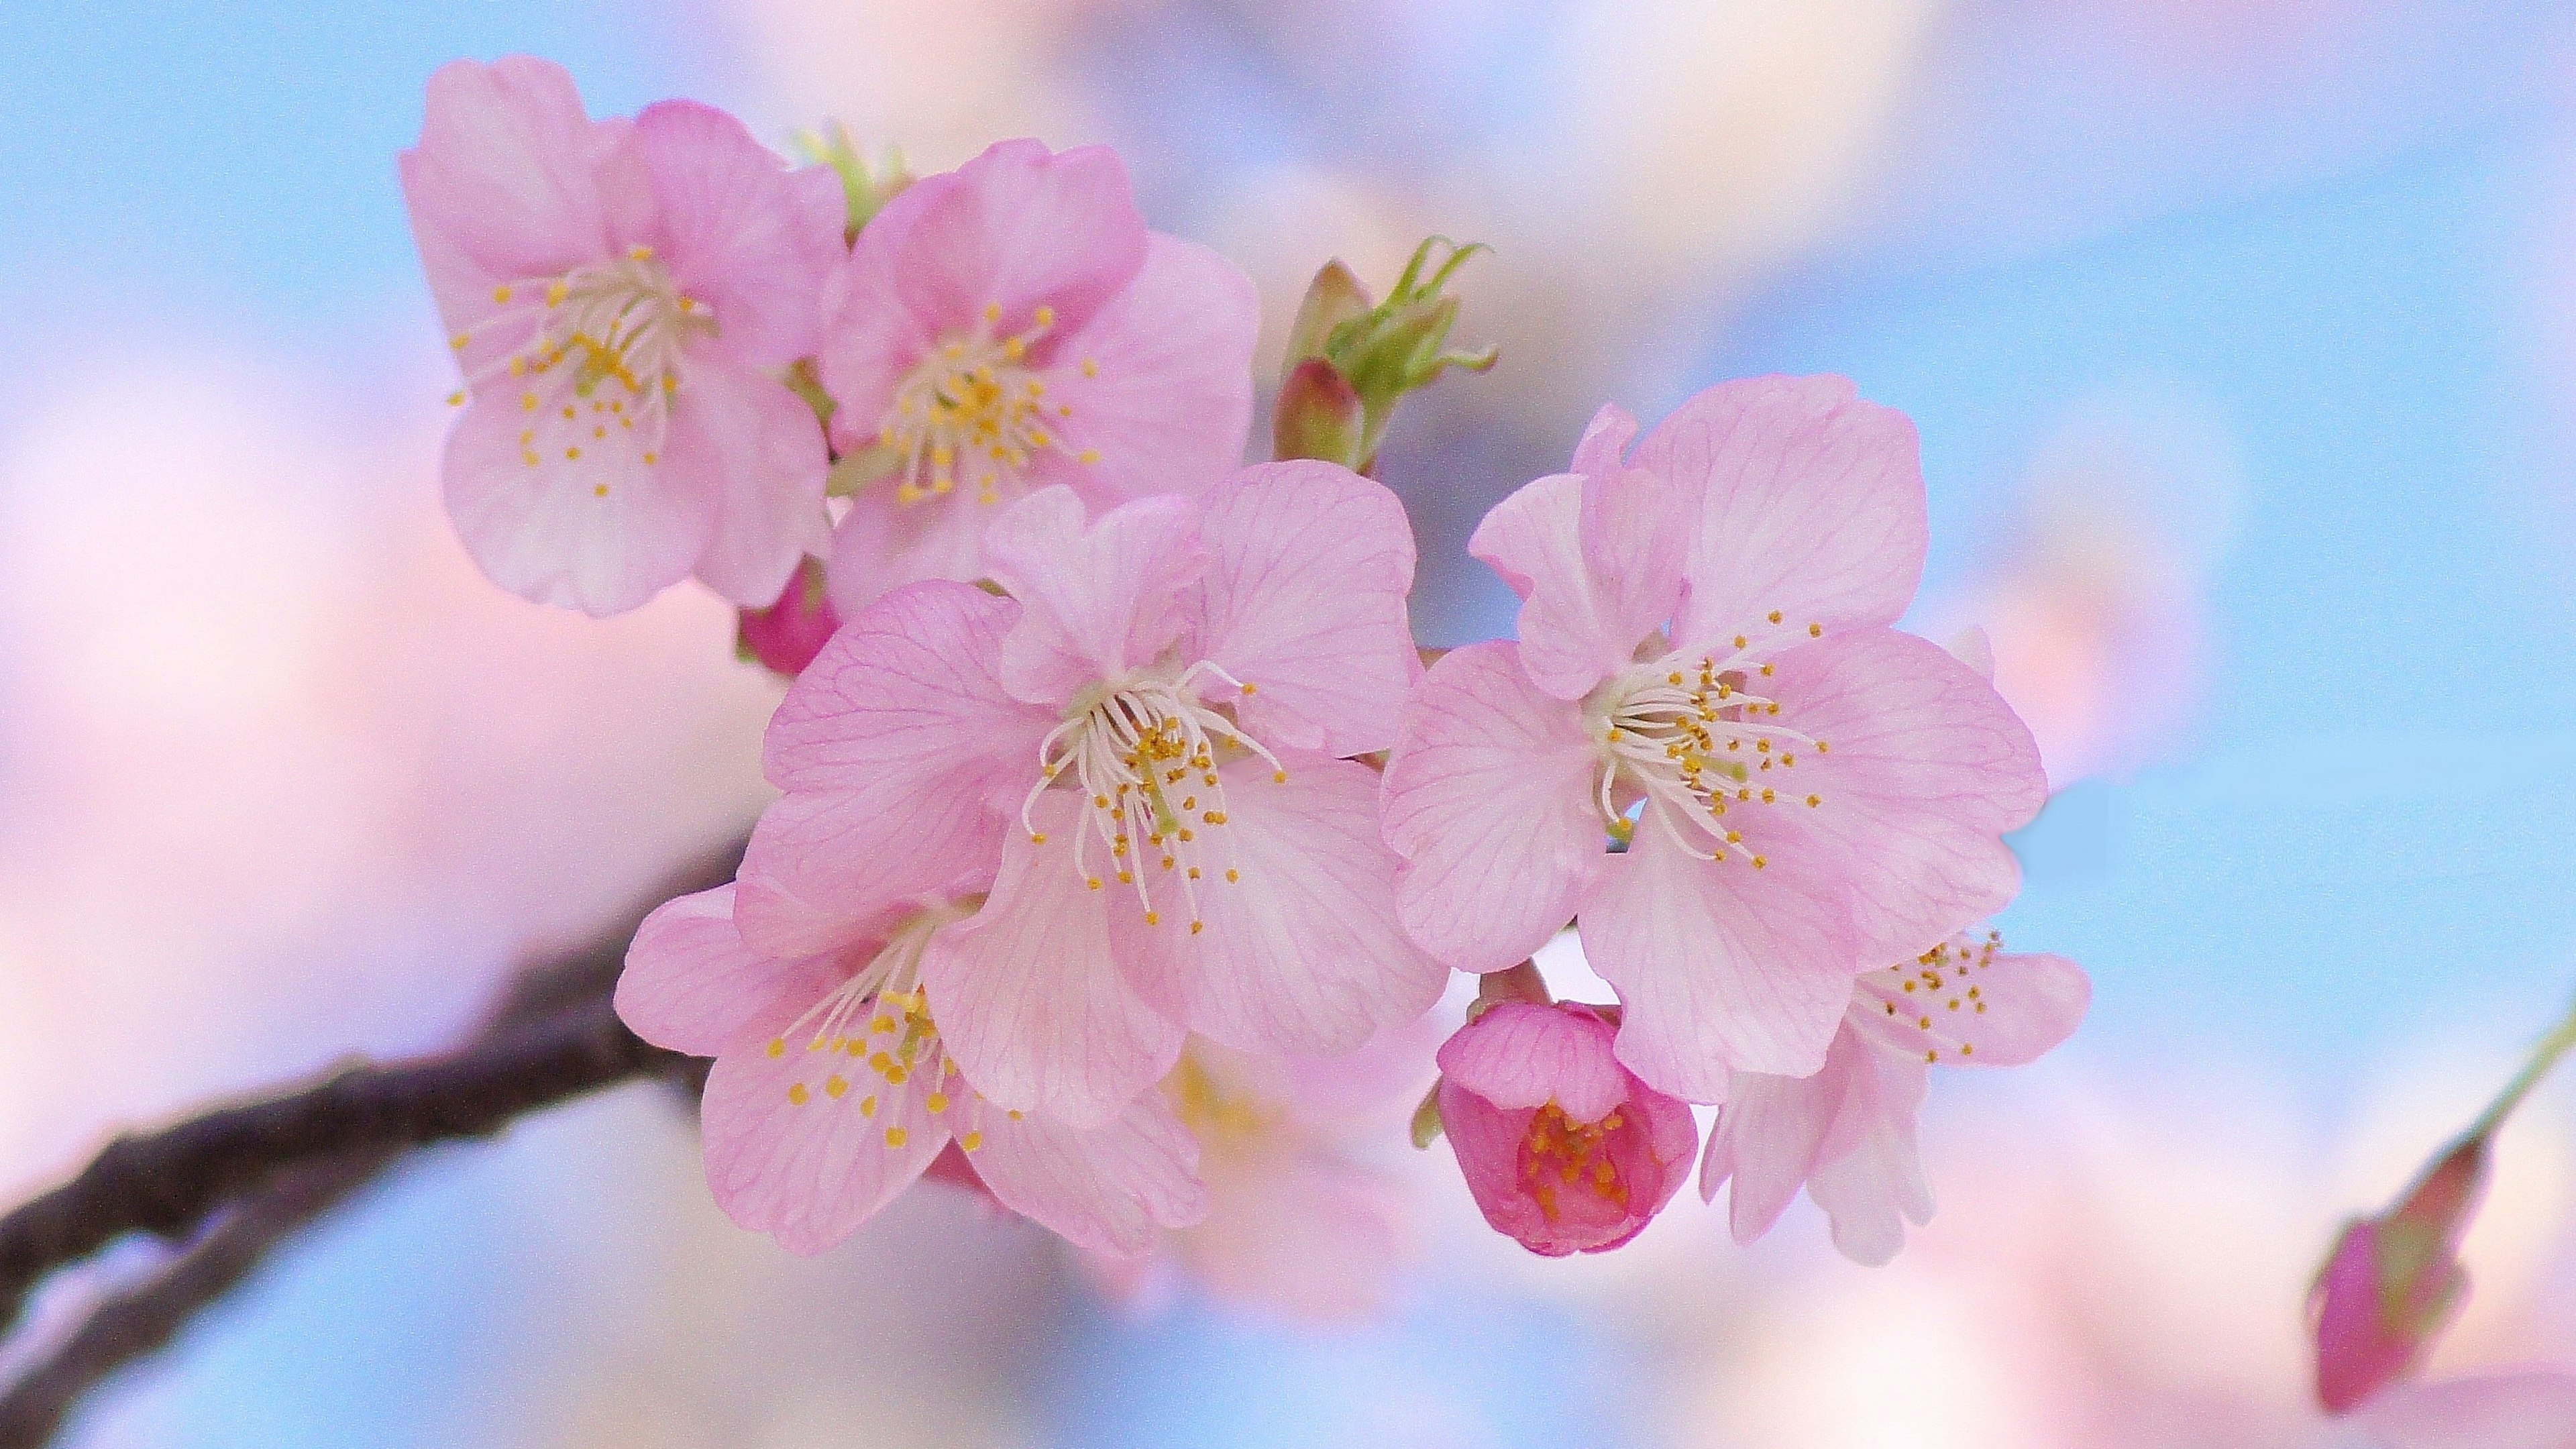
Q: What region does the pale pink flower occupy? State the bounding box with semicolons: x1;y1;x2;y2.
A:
737;467;1444;1128
403;56;843;616
1699;929;2086;1265
2353;1371;2576;1449
1383;376;2049;1100
816;138;1258;614
1434;1000;1697;1256
616;882;1207;1255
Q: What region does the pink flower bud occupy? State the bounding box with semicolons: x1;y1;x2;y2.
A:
1273;358;1366;468
2313;1134;2489;1414
1433;1000;1698;1256
737;556;840;676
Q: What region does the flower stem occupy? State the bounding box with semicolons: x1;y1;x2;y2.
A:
2465;988;2576;1142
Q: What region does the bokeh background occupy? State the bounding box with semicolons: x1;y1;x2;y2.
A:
7;1;2576;1444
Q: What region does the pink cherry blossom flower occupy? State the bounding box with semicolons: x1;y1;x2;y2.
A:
1433;1000;1698;1256
404;56;845;616
1699;929;2089;1264
735;464;1444;1128
615;881;1207;1255
2352;1371;2576;1449
816;138;1258;614
1382;376;2049;1100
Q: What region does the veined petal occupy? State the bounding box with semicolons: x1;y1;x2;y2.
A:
1582;816;1859;1098
1189;462;1418;756
1038;233;1258;504
985;488;1205;705
1643;376;1928;652
1768;628;2047;961
1436;1002;1629;1122
404;56;611;309
823;477;997;617
616;883;845;1057
1698;1031;1853;1242
1382;643;1605;975
1801;1038;1934;1265
1851;947;2090;1068
971;1090;1208;1256
443;390;714;616
700;987;950;1256
867;140;1148;343
1133;755;1448;1058
632;99;843;370
919;792;1187;1128
670;357;830;608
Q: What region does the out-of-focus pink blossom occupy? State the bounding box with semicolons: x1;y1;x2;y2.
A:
1434;1000;1697;1256
2312;1133;2488;1413
403;56;844;616
1701;929;2090;1265
736;556;841;676
816;139;1257;613
2353;1371;2576;1449
1383;378;2047;1102
738;469;1443;1130
618;883;1207;1255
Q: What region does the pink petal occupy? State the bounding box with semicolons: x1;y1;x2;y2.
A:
1469;409;1688;700
442;390;714;616
739;582;1051;955
1434;1081;1548;1246
1381;642;1606;975
2354;1373;2576;1449
402;56;610;314
918;792;1187;1128
984;488;1205;705
666;356;829;608
1037;233;1258;504
631;99;842;370
868;140;1147;343
1189;462;1419;756
814;225;942;457
1179;1147;1410;1321
700;988;950;1256
1581;817;1860;1097
1698;1030;1853;1241
1802;1041;1934;1265
615;883;844;1057
823;480;999;617
1851;948;2090;1068
1768;628;2048;961
969;1090;1209;1256
1130;755;1448;1057
1642;376;1929;653
1437;1002;1630;1122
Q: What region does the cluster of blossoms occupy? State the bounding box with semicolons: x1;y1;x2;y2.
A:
409;57;2088;1281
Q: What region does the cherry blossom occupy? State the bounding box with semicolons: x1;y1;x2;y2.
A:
404;56;844;615
816;138;1258;614
615;882;1206;1255
736;466;1444;1129
1698;928;2090;1264
1434;1000;1698;1256
1382;376;2049;1101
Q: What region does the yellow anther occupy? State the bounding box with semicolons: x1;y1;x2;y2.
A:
787;1082;811;1106
825;1075;849;1099
766;1038;786;1059
1226;869;1240;883
926;1092;949;1114
961;1130;984;1150
885;1126;908;1148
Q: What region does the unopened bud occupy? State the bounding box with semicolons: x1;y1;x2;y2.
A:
2312;1134;2490;1413
794;121;912;239
1281;260;1373;381
1284;237;1495;473
1272;358;1366;467
737;556;841;678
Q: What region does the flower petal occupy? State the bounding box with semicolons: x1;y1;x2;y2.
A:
1134;755;1448;1057
442;390;715;616
969;1090;1209;1256
1470;409;1688;700
632;99;842;370
1038;233;1258;504
918;792;1187;1128
1382;642;1606;975
1769;628;2048;961
700;987;950;1256
2353;1373;2576;1449
1581;815;1860;1097
739;581;1051;955
1436;1002;1629;1122
1802;1040;1934;1266
1851;948;2090;1068
984;487;1205;704
1189;462;1419;756
667;357;830;607
822;479;997;616
1641;376;1928;651
868;139;1148;343
403;56;610;311
1698;1032;1851;1241
616;883;845;1057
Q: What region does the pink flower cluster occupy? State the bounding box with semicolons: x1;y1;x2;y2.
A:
407;58;2086;1282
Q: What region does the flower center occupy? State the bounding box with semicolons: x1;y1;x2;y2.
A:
445;246;713;494
877;302;1100;508
1588;618;1830;865
1022;661;1280;933
1860;928;2004;1065
764;904;1012;1153
1519;1102;1629;1222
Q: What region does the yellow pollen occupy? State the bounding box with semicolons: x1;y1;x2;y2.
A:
825;1075;849;1099
765;1038;786;1059
961;1130;984;1150
1768;610;1783;623
1081;358;1099;378
926;1092;949;1114
885;1126;908;1148
566;446;581;460
592;484;608;498
861;1095;877;1116
787;1082;810;1106
492;284;513;303
1226;869;1240;883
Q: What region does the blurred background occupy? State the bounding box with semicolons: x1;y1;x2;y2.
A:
6;1;2576;1444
